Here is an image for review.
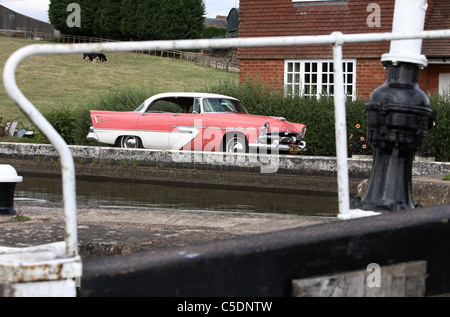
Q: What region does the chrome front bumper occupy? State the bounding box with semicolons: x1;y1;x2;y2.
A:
249;141;306;154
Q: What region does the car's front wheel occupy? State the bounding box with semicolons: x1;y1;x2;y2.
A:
224;134;248;154
120;136;142;149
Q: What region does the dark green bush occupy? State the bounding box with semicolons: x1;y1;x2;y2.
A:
427;91;450;162
44;88;154;146
201;26;227;39
43;106;78;145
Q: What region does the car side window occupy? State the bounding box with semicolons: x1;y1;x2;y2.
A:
147;100;184;113
203;98;226;113
188;99;199;113
193;99;200;113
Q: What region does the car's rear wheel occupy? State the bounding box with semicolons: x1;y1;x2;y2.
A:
224;134;248;153
120;136;142;149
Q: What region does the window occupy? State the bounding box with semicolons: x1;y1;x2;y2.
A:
147;97;195;113
284;60;356;99
202;98;247;113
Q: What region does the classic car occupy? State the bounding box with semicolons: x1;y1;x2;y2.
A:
87;92;307;154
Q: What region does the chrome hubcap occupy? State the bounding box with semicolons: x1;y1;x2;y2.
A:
123;137;138;148
227;139;245;153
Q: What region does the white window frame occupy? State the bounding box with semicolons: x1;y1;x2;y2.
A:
284;59;356;100
439;73;450;95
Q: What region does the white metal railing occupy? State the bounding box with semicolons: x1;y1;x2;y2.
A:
3;29;450;256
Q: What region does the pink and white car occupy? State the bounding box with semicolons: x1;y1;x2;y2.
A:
87;92;307;154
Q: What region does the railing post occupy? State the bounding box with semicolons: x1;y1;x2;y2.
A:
1;44;82;297
332;33;352;219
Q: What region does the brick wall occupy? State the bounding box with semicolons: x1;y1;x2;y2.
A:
356;59;386;98
356;61;450;97
420;65;450;92
239;59;285;91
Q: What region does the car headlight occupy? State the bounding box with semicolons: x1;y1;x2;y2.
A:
299;126;307;139
257;122;270;144
260;122;270;136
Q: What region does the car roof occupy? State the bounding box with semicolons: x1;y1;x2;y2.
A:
143;92;238;107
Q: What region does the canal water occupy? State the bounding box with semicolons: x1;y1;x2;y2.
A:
15;175;341;217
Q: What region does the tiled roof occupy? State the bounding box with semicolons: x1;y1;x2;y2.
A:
423;0;450;58
238;0;449;60
205;18;227;29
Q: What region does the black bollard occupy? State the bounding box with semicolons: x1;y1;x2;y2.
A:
0;165;23;216
351;62;436;212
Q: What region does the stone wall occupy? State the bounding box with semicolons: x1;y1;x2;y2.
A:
1;143;449;198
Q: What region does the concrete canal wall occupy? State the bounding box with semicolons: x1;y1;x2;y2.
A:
1;143;450;297
0;142;449;198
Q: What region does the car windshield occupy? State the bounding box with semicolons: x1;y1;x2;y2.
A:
202;98;248;113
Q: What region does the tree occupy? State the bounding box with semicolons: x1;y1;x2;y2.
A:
135;0;160;40
48;0;74;34
49;0;98;36
96;0;123;39
158;0;205;40
181;0;206;39
79;0;99;37
120;0;138;40
49;0;206;40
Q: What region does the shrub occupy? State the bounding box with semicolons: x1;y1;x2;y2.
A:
427;91;450;162
346;98;373;157
201;26;226;39
42;106;78;145
44;88;154;145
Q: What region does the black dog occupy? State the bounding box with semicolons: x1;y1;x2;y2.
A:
95;53;108;63
83;53;108;63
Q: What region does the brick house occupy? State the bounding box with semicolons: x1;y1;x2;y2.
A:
237;0;450;99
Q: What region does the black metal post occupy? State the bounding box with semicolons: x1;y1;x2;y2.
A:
351;62;436;212
0;182;19;216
